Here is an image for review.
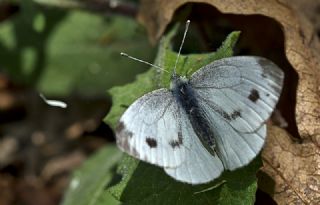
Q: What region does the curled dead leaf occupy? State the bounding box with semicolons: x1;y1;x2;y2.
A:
138;0;320;204
261;126;320;204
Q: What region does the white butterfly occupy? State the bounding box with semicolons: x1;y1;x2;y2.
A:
115;21;284;184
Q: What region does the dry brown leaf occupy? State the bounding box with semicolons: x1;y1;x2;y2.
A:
261;126;320;204
138;0;320;204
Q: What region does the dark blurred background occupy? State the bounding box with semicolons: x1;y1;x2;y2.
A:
0;0;156;204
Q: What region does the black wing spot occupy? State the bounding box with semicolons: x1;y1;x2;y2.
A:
210;104;232;121
146;137;157;148
230;110;241;120
169;132;183;148
248;89;260;103
220;110;231;121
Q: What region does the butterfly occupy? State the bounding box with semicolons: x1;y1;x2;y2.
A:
115;21;284;184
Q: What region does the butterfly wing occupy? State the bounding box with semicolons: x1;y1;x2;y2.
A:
190;56;284;133
116;88;224;184
116;88;190;168
190;56;284;170
200;106;266;170
164;112;224;184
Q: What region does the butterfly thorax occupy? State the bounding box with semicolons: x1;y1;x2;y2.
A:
170;74;217;156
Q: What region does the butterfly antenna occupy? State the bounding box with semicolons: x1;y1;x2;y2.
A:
173;20;190;75
120;52;169;73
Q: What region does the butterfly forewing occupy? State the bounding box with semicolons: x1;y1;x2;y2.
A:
116;88;190;168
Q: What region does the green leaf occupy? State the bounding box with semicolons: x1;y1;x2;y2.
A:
108;155;260;205
61;145;122;205
104;27;259;205
0;1;155;95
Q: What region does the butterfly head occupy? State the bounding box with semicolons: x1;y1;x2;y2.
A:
170;74;188;91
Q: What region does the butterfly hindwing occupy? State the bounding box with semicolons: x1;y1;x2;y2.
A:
199;101;267;170
116;88;190;168
164;109;224;184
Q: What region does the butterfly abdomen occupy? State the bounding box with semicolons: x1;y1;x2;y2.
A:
171;76;216;155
